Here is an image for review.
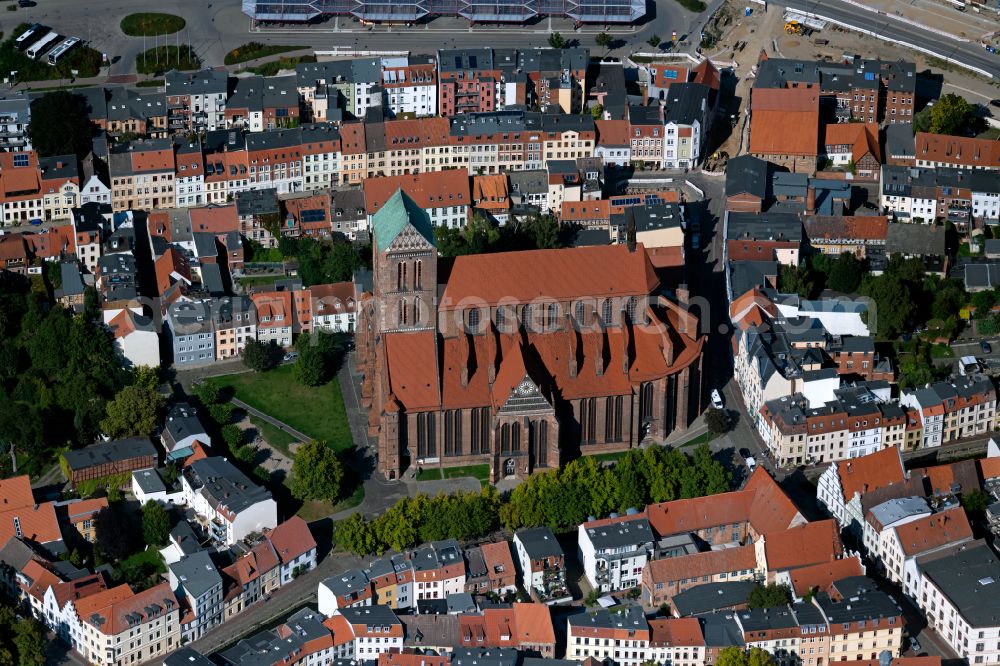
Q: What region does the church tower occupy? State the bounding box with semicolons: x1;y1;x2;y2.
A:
371;189;437;332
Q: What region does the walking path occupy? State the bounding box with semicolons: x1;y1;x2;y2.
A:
231;397;311;442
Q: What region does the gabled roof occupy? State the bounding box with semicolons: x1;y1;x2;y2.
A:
892;506;972;556
836;446;906;501
786;556;865;597
644;544;757;583
763;519;842;571
372;189;436;251
264;516;316;565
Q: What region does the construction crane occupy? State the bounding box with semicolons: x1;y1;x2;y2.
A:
784;20;802;34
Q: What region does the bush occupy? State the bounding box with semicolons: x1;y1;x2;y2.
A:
120;13;186;36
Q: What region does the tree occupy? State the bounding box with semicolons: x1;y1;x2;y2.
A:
294;332;331;387
141;500;171;546
100;385;164;439
590;104;604;120
289;440;345;502
584;589;600;606
192;380;221;406
12;617;46;666
647;34;661;47
860;273;914;339
961;488;991;514
778;264;817;299
747;648;776;666
242;338;277;372
928;93;976;136
131;366;161;392
825;252;863;293
715;647;747;666
29;92;98;158
547;31;565;49
222;424;244;451
336;512;379;555
746;583;792;609
595;32;613;50
703;407;730;434
93;505;140;561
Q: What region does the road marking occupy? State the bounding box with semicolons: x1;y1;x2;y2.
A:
943;82;994;101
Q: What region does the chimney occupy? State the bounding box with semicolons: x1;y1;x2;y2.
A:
806;186;816;213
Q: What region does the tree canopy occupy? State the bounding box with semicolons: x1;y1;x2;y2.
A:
101;385;164;439
242;339;279;372
289;440;345;502
277;236;365;286
294;331;342;387
547;31;565;49
436;214;565;257
0;274;130;475
0;609;46;666
94;504;141;562
927;93;978;136
746;583;792;609
29;91;99;158
141;500;171;546
716;647;776;666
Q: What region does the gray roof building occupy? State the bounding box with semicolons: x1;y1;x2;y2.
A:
885;223;946;257
62;437;157;474
169;550;222;599
184;457;272;516
164;648;214;666
583;515;654;551
725;155;768;199
220;607;329;666
514;526;564;559
671;581;757;616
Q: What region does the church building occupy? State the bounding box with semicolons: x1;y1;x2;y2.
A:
356;190;705;483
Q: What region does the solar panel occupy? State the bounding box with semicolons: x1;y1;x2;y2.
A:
300;209;327;223
13;154;29;167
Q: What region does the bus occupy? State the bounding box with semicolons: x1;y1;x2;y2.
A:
47;37;81;65
14;24;47;51
26;32;60;60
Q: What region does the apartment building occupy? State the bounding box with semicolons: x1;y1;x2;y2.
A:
0;150;44;226
365;169;470;229
817;446;907;532
382;60;438;117
213;296;257;360
310;282;357;333
222;607;335;665
818;579;905;662
73;582;181;666
166;69;228;133
326;605;404;661
367;553;415;610
251;289;294;347
296;58;382;121
412;539;466;601
578;513;655;593
181;457;278;545
301;123;342;191
0;98;31;151
246;129;304;194
109;139;175;211
880;165;940;222
647;617;706;666
168;550;223;641
642;545;759;608
464;541;517;596
225;74;300;132
566;606;651;666
882;506;973;599
900;376;997;448
320;569;374;616
39;155;80;222
918;541;1000;665
174;139;205;207
512;526;570;603
913;132;1000;171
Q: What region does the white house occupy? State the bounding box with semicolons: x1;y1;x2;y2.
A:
918;541;1000;665
310;282;357;333
891;506;973;600
168;550;223;641
861;496;930;568
161;402;211;460
132;468;184;506
578;513;655;593
319;569;372;617
108;308;160;369
880;165;938;222
328;605;403;661
181;457;277;546
816;446;906;532
264;516;318;585
513;526;568;602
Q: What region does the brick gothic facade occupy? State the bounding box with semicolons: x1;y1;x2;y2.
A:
357;190;705;483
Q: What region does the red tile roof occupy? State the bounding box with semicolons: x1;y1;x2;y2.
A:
0;475;34;511
440;244;659;309
786;556;865;597
480;541;515;582
763;519;842;571
836;447;905;501
365;170;471;215
648;617;705;647
596;119;630;147
644;544;757;584
892;506;972;556
914;132;1000;169
265;516;316;565
513;602;555;646
76;581;178;636
822;122;882;163
0;501;62;548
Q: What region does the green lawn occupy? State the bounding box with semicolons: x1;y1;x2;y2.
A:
296;483;365;521
208;364;352;451
245;55;316;76
120;548;166;573
678;431;718;448
443;464;490;481
225;42;305;65
120;13;186;36
416;468;442;481
249;415;299;458
588;450;630;463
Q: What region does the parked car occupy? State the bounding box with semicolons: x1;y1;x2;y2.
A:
981;340;992;354
283;351;299;362
909;638;921;653
710;389;724;409
991;99;1000;108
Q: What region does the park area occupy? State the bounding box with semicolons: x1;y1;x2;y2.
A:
207;364;352;452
